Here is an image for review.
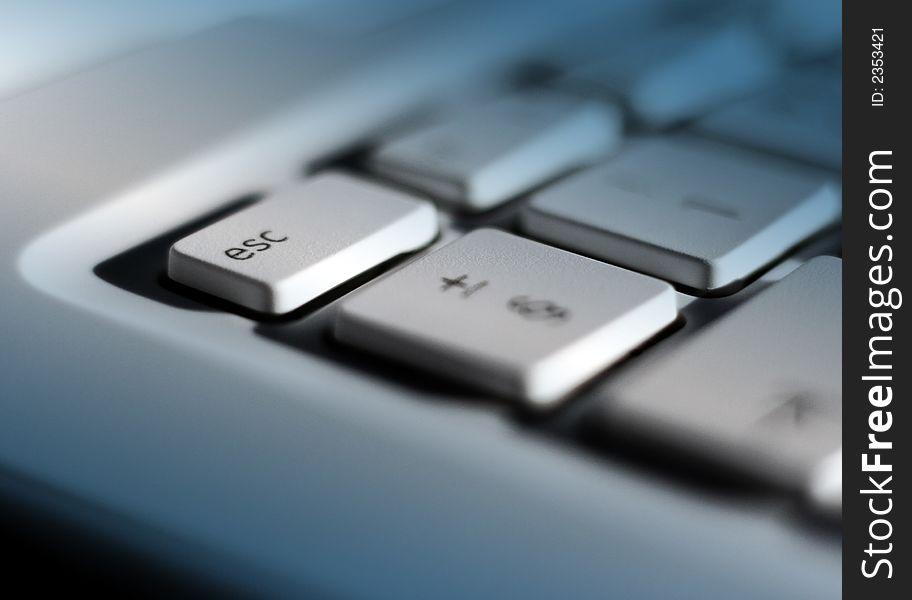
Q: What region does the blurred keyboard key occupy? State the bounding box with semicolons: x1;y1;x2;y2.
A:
335;229;676;407
521;137;840;291
169;173;437;314
557;24;704;99
763;0;841;58
368;91;620;211
560;23;779;127
590;257;841;488
696;65;841;169
629;24;779;127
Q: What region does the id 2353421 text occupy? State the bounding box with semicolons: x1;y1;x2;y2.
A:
872;28;884;107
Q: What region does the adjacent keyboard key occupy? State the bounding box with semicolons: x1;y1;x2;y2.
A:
334;229;676;407
590;257;841;488
368;91;620;211
521;136;840;292
629;24;779;127
696;64;841;169
169;173;437;314
560;23;779;127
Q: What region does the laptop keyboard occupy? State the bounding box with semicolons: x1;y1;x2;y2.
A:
82;3;842;524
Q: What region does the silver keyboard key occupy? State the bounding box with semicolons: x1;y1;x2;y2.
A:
521;136;840;292
368;91;620;211
593;257;841;488
169;173;437;314
335;228;676;407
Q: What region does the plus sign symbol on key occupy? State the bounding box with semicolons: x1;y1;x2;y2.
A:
440;274;488;298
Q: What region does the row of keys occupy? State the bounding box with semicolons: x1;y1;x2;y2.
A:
331;247;842;506
367;94;838;292
169;126;839;303
166;170;841;511
170;202;841;507
168;140;838;318
167;84;839;314
172;195;678;405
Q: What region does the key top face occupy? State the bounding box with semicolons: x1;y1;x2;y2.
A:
522;137;840;291
368;91;620;211
168;173;437;314
334;228;676;407
592;257;841;487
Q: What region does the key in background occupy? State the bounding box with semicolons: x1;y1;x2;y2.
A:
369;91;620;211
586;256;841;490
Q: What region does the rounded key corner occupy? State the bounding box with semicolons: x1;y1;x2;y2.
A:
168;235;190;255
814;254;842;267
